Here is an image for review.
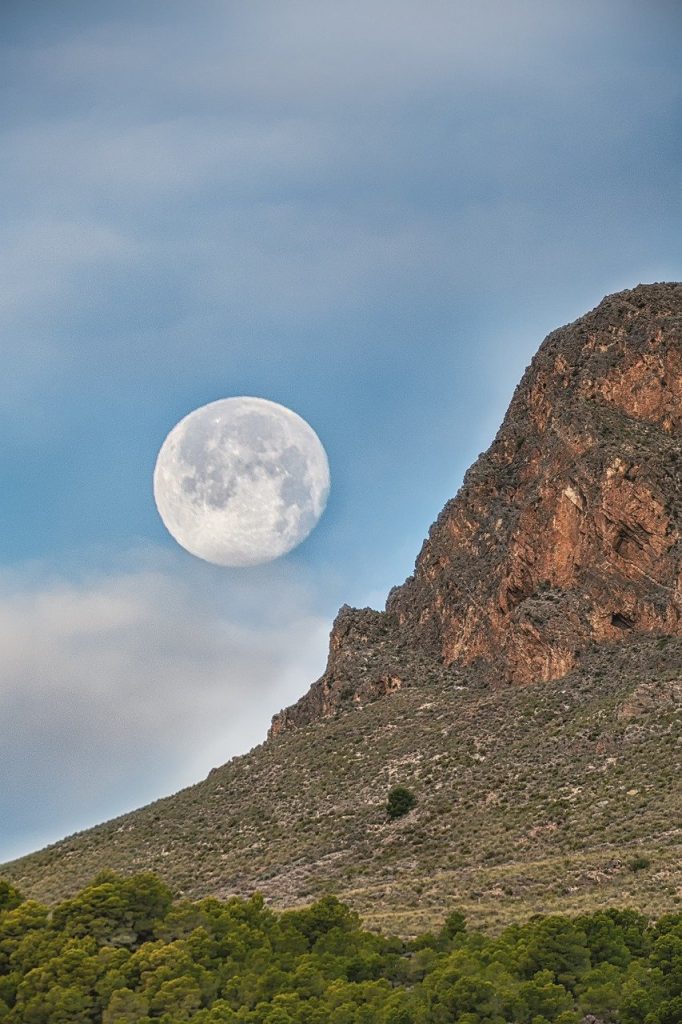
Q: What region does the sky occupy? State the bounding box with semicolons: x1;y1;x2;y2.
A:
1;0;680;862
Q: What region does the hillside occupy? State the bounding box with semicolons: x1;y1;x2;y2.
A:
3;283;681;936
3;636;681;935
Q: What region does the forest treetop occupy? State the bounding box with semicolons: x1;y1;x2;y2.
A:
1;872;680;1023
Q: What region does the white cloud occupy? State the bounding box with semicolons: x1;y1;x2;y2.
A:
0;553;330;863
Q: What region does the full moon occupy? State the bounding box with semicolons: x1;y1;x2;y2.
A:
153;397;330;567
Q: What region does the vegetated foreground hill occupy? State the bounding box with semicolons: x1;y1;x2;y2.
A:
3;284;682;936
1;873;681;1024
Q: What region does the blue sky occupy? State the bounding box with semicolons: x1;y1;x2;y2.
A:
1;1;680;862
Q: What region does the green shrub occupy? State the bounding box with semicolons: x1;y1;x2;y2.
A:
387;785;417;820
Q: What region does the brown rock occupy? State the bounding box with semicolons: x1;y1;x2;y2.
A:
270;283;682;736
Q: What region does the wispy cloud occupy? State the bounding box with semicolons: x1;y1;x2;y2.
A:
0;553;329;862
15;2;581;111
2;1;679;396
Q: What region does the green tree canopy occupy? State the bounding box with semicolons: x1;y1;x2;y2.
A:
0;871;679;1024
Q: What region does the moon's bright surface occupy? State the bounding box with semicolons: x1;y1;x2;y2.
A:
153;397;330;567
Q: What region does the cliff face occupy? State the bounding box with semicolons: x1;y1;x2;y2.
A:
271;283;682;736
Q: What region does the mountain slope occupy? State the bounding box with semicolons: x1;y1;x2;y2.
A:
4;637;681;935
3;284;681;936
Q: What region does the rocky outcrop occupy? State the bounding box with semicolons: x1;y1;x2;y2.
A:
270;284;682;736
269;605;451;737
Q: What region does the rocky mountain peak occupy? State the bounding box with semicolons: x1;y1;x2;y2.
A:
271;283;682;736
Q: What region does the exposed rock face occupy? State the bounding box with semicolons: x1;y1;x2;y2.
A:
269;605;447;737
271;284;682;736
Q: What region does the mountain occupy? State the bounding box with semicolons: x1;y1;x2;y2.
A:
272;282;682;734
3;283;681;936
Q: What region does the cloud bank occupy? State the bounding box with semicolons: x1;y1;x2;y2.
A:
0;555;329;862
4;1;680;399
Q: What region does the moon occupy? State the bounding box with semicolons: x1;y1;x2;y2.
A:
153;397;330;567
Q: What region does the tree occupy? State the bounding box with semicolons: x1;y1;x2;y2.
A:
149;975;202;1021
440;911;467;943
386;786;417;820
51;872;172;948
102;987;150;1024
0;881;22;914
517;969;574;1022
520;916;590;990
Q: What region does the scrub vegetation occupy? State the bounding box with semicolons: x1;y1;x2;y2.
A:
1;871;681;1024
